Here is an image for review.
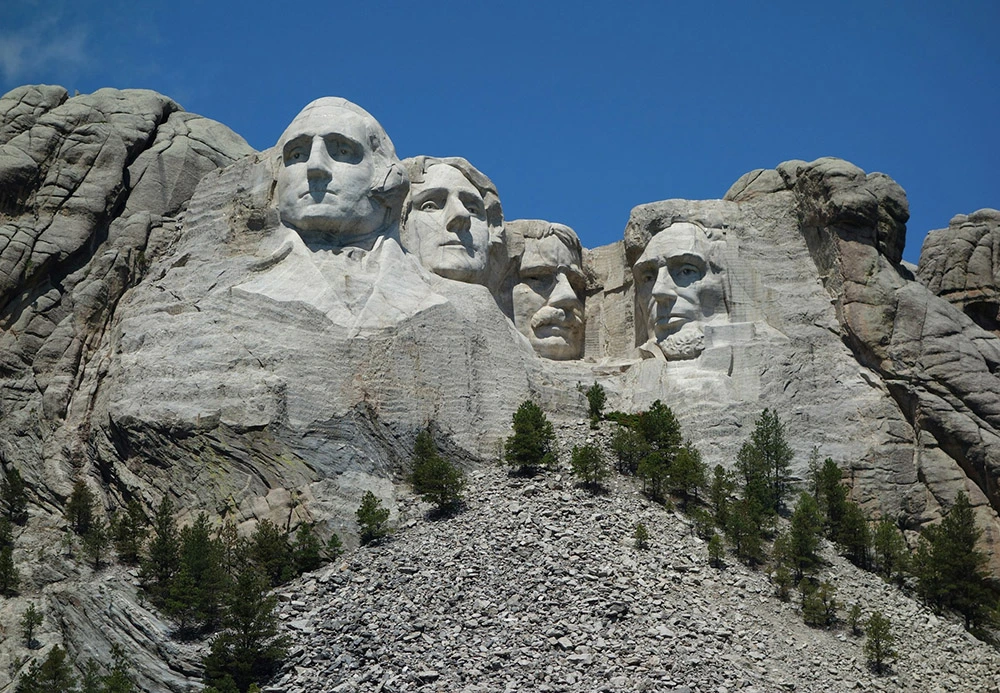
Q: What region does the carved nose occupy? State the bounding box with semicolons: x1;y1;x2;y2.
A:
549;272;580;309
652;268;678;301
306;137;332;179
445;196;471;234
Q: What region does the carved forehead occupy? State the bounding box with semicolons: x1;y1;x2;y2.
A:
413;164;482;197
278;98;380;149
639;222;712;263
521;234;582;272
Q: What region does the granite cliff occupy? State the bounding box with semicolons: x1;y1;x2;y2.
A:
0;85;998;691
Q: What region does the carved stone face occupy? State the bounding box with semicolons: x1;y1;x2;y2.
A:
633;222;725;360
513;232;585;360
404;164;491;283
276;101;380;243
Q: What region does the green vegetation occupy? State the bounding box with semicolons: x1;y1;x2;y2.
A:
913;492;997;632
504;400;557;474
0;517;18;596
65;481;96;536
585;382;606;427
735;408;792;517
800;579;837;628
707;533;725;569
871;518;907;583
863;611;896;674
140;497;180;602
111;500;147;565
1;465;29;525
20;602;42;648
570;443;609;491
787;492;824;581
633;522;650;550
15;646;77;693
409;429;464;513
610;426;647;476
848;602;863;636
201;568;289;693
356;491;390;546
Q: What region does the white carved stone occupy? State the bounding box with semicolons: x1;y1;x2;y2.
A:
400;156;505;285
632;221;728;360
507;220;586;360
275;97;407;250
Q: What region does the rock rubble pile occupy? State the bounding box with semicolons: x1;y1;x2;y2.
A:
269;425;1000;693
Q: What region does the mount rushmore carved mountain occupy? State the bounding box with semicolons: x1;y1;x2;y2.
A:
0;85;998;690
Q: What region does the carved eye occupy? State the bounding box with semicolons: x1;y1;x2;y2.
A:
465;201;484;216
285;147;305;163
676;263;703;283
420;200;441;212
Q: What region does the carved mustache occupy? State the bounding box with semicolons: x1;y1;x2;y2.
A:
531;306;583;331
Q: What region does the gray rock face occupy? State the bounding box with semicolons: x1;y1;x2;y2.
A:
727;158;1000;566
917;208;1000;336
1;86;1000;691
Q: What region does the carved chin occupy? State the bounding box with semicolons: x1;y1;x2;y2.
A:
656;327;705;361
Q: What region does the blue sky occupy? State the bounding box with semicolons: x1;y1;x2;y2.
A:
3;0;996;265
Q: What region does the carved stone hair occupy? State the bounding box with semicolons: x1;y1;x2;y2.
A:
401;156;504;245
515;220;582;263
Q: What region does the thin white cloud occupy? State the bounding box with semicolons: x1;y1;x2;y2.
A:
0;16;89;84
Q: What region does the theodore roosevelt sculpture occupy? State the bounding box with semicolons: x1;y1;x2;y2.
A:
400;156;504;285
276;97;407;250
632;221;727;360
508;220;586;360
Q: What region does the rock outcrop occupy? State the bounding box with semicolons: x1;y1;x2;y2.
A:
1;85;999;692
917;208;1000;337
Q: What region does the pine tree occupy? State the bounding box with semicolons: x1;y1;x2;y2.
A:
788;492;824;580
914;492;996;631
167;513;229;635
707;533;725;569
800;579;838;627
812;457;848;536
1;465;29;525
504;400;557;474
80;645;137;693
324;532;344;562
585;382;606;426
292;523;323;574
202;567;289;693
65;480;96;536
864;611;896;674
570;444;609;490
356;491;390;546
670;441;707;508
725;498;765;565
610;426;648;476
15;645;78;693
20;602;42;648
111;500;147;565
709;464;734;527
633;522;650;550
249;519;294;588
835;501;871;569
871;518;908;583
81;518;110;569
736;408;793;515
0;543;18;596
140;497;180;604
409;429;464;512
